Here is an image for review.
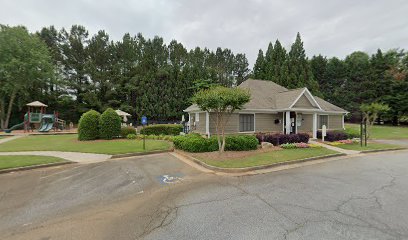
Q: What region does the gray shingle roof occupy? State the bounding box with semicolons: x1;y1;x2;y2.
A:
184;79;347;113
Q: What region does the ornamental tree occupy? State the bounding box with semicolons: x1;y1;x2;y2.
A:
360;103;390;139
192;86;251;152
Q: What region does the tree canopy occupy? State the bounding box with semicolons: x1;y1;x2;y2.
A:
192;86;251;152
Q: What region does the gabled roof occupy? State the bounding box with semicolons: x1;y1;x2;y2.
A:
184;79;347;113
276;88;306;109
26;101;48;107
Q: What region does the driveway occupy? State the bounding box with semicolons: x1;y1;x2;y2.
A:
1;151;408;239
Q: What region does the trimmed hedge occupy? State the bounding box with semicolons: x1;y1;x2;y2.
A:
317;130;348;142
255;133;310;145
173;134;259;152
78;110;101;141
140;124;183;136
225;135;259;151
120;126;137;138
99;108;121;140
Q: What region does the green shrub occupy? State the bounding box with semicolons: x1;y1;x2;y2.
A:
173;134;218;152
280;143;297;149
345;128;360;138
127;134;137;139
173;134;258;152
99;108;121;140
225;135;259;151
120;126;136;138
140;124;183;136
78;110;101;141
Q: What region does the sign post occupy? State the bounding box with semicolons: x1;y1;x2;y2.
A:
141;116;147;150
322;125;327;142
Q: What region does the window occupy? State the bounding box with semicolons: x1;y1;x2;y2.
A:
239;114;254;132
319;115;328;129
195;112;199;122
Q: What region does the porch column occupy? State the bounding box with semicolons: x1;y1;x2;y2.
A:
188;113;191;132
312;113;317;139
285;111;291;135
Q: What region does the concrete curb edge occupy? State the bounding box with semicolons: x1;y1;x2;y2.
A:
360;147;407;154
110;149;174;159
175;150;347;173
0;160;74;174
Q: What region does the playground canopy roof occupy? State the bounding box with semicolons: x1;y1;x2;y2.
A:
115;109;131;117
26;101;48;107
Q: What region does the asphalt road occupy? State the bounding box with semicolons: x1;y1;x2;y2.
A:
1;151;408;240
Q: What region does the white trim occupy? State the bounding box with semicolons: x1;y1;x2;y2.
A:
206;112;210;136
342;114;345;130
238;113;256;133
285;111;291;135
288;88;322;110
312;113;317;139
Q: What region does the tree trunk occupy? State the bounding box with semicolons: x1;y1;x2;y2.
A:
4;90;17;129
216;112;222;151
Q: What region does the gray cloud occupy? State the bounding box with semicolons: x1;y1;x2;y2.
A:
1;0;407;66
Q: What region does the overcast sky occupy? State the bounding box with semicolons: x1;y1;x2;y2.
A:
1;0;407;66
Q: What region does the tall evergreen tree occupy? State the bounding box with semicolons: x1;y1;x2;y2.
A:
253;49;265;79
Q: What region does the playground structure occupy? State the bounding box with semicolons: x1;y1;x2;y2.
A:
5;101;65;133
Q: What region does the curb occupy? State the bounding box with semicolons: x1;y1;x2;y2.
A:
110;149;174;159
175;150;346;173
0;161;74;174
360;147;407;154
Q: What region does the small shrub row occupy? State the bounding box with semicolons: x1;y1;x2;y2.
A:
173;134;218;152
173;134;259;152
127;134;174;141
140;124;183;136
280;143;322;149
121;126;137;138
317;130;348;142
255;133;310;146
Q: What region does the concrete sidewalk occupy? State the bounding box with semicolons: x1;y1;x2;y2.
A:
309;140;360;155
0;135;23;145
0;151;111;164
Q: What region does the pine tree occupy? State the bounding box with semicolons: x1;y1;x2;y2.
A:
253;49;265;79
287;33;320;94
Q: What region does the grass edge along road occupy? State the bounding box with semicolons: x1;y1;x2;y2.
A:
196;148;338;168
0;155;65;170
0;134;172;155
346;123;408;140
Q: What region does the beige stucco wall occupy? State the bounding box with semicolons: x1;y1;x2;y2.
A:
328;114;343;130
256;113;283;132
297;113;313;133
293;95;317;109
193;112;207;134
209;113;239;134
208;112;284;134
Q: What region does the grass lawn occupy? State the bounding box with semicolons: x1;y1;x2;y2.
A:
0;155;65;170
346;123;408;139
335;142;402;151
196;148;338;168
0;134;172;155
